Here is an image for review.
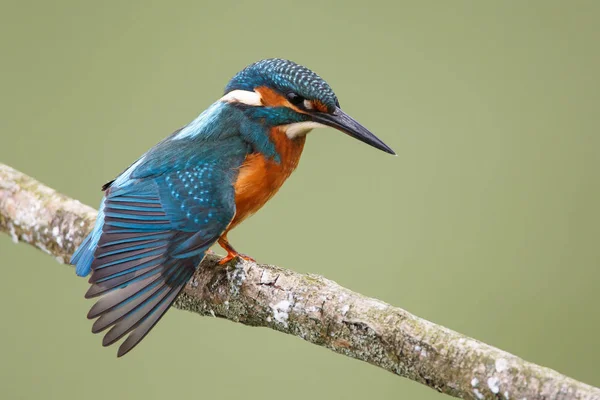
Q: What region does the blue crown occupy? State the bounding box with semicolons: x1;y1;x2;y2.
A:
225;58;339;112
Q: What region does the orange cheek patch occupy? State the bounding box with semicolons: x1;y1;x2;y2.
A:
255;86;289;107
312;100;329;113
254;86;309;114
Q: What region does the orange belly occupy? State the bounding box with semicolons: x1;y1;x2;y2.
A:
228;127;306;230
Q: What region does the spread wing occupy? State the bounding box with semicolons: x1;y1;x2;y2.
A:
72;137;248;356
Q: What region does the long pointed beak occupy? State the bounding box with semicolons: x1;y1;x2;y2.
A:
311;107;396;155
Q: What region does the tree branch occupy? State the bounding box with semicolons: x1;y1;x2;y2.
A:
0;162;597;400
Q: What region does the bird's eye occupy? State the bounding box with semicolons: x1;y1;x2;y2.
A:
286;92;305;106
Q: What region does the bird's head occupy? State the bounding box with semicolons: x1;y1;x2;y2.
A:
222;58;395;155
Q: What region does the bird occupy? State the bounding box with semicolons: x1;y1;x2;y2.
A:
70;58;395;357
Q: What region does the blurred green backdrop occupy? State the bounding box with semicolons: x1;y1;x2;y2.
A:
1;1;598;399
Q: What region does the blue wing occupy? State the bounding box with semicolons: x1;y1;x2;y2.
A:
71;134;248;356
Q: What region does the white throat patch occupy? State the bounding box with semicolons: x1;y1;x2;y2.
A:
282;121;327;139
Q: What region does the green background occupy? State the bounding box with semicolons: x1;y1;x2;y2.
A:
1;1;598;399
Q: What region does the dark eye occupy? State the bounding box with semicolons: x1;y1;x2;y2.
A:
286;92;305;106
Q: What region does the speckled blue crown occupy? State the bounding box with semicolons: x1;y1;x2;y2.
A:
225;58;339;112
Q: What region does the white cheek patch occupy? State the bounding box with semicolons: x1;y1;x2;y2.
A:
283;121;327;139
220;89;263;106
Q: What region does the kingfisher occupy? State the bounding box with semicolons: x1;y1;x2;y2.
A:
70;58;395;357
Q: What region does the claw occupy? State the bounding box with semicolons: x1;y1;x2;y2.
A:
218;252;255;265
218;253;235;265
239;253;255;263
217;235;254;265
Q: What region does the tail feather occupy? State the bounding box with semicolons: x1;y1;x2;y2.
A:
71;198;106;277
72;233;96;277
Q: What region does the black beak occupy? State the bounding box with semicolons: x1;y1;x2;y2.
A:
311;107;395;155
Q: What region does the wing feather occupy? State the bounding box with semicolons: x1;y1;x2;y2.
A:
71;135;248;356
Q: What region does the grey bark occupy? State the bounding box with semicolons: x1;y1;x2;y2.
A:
0;162;598;400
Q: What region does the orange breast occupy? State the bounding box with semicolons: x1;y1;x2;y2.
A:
229;127;306;230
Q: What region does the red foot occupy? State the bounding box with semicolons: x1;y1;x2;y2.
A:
217;236;255;265
218;253;235;265
218;252;255;265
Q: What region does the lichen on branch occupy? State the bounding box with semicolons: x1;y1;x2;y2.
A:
1;162;598;400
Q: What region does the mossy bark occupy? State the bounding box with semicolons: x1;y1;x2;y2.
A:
1;162;598;400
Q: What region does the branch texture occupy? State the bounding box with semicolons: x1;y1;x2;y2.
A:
1;162;598;400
